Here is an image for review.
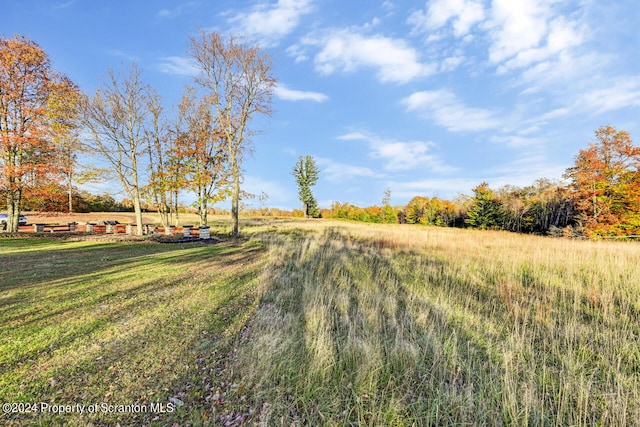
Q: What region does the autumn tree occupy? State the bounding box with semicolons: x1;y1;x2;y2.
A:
380;188;397;224
80;64;153;235
190;31;276;238
405;196;429;224
0;35;80;231
292;155;320;218
47;76;84;213
564;125;640;236
174;87;230;226
496;180;574;234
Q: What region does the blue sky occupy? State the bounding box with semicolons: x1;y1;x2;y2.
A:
2;0;640;210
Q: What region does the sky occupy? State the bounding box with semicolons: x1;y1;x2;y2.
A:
2;0;640;210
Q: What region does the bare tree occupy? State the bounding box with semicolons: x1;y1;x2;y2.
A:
80;64;153;235
190;31;276;238
145;90;173;229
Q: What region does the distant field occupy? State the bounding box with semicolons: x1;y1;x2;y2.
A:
20;212;209;226
1;218;639;425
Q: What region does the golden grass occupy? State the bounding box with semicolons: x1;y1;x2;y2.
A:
227;220;640;425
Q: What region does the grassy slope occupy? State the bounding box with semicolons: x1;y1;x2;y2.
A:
1;220;640;426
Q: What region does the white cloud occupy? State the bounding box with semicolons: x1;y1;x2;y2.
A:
337;131;455;173
390;177;479;199
242;175;290;204
488;0;585;72
408;0;485;38
108;50;139;62
227;0;314;46
401;89;501;132
388;153;568;200
55;1;75;9
158;56;200;76
315;156;380;182
305;29;434;84
274;83;328;102
574;77;640;115
157;3;195;18
285;44;309;63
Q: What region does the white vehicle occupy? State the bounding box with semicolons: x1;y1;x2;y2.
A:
0;213;28;229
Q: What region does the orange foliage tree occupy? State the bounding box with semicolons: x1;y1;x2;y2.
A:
564;125;640;236
172;87;229;226
0;35;80;230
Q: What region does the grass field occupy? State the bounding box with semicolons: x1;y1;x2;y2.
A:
1;218;639;426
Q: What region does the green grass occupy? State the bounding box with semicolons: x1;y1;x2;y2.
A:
0;234;266;426
2;220;640;425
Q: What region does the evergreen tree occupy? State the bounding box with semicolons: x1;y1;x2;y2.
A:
466;182;504;229
292;155;320;218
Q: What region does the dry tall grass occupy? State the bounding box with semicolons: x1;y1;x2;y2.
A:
229;221;640;425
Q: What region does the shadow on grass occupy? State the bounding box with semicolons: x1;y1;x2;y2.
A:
0;236;267;426
228;227;510;425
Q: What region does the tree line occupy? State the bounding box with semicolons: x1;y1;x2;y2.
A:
1;33;275;236
322;125;640;239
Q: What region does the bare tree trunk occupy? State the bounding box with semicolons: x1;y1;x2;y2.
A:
198;188;208;227
67;170;74;213
7;191;21;232
131;156;144;236
173;190;180;227
231;156;240;238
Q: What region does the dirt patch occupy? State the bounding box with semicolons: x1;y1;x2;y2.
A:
154;236;225;245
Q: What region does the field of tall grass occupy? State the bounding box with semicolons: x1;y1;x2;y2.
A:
1;218;639;425
230;220;640;426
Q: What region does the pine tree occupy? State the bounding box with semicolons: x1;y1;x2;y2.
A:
466;182;504;229
292;155;320;218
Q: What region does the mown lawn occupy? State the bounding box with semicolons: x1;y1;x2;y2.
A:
0;235;266;426
2;221;640;426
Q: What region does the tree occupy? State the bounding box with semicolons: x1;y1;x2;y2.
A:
292;155;320;218
380;188;397;224
190;31;276;238
466;182;504;229
47;76;83;213
174;87;229;227
564;125;640;236
145;89;174;229
0;35;80;231
80;64;153;235
405;196;428;224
